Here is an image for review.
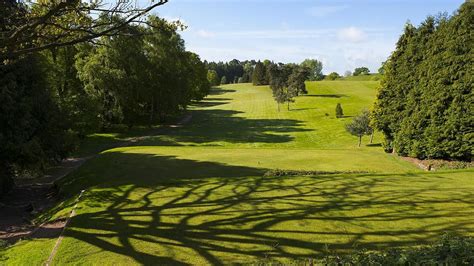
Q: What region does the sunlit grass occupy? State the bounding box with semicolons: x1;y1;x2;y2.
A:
3;81;472;265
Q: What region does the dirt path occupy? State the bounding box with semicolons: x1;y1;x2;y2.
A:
0;114;193;243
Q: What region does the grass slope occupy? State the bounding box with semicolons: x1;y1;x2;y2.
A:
2;81;473;265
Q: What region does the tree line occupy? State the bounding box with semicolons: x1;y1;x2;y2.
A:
0;1;209;194
205;59;324;86
373;2;472;161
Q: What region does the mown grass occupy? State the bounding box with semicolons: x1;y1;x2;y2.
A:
2;81;472;265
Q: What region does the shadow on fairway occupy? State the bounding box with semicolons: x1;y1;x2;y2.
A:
140;108;313;146
304;94;348;98
59;152;474;264
190;98;231;108
209;88;236;95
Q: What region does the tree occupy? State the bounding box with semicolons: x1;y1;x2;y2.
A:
207;70;220;86
288;66;309;95
0;55;73;195
0;0;170;59
269;64;301;111
300;59;323;81
344;70;352;77
326;72;340;80
373;2;472;160
353;67;370;76
220;76;228;85
378;61;387;74
336;103;344;118
252;61;266;85
345;110;373;147
270;76;287;112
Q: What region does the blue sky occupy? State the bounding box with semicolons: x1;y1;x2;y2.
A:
153;0;464;74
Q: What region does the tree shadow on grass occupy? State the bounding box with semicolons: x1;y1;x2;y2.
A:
58;152;474;264
190;99;230;108
303;94;348;98
209;88;236;95
140;108;313;146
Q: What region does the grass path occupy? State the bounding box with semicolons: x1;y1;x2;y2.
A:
2;81;472;265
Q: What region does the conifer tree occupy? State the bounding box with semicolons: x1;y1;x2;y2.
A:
252;61;267;86
373;2;473;160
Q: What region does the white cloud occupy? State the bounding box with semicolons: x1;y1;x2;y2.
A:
195;30;216;38
337;27;367;42
306;5;348;18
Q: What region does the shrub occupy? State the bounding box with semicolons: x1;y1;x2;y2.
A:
335;103;344;118
251;233;474;265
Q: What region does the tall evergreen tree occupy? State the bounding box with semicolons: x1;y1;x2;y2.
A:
373;2;473;160
252;61;267;86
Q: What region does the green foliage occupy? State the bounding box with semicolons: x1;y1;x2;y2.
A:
220;75;227;85
0;55;73;195
252;61;267;86
345;110;373;147
207;70;220;86
268;63;306;110
205;59;245;85
322;233;474;265
353;67;370;76
76;16;209;127
288;66;309;95
335;103;344;118
373;2;473;160
300;59;324;81
264;169;368;177
326;72;340;80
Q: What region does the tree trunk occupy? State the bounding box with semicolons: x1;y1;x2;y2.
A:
277;103;280;112
358;135;362;147
287;101;290;111
370;131;374;144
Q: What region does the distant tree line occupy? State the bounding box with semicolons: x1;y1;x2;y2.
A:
373;2;473;161
0;4;209;194
205;59;324;86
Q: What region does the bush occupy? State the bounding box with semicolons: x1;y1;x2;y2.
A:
252;233;474;265
264;169;368;177
322;233;474;265
326;72;340;80
335;103;344;118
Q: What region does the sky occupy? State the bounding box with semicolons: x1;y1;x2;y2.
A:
151;0;464;74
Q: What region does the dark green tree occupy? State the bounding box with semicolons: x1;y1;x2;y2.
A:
252;61;267;86
336;103;344;118
288;66;309;95
0;55;73;194
373;2;473;160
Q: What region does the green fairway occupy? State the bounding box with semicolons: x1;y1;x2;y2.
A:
142;81;388;149
2;81;473;265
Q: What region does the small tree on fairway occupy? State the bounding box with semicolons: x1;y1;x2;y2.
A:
270;77;287;111
221;76;227;85
345;110;373;147
335;103;344;118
